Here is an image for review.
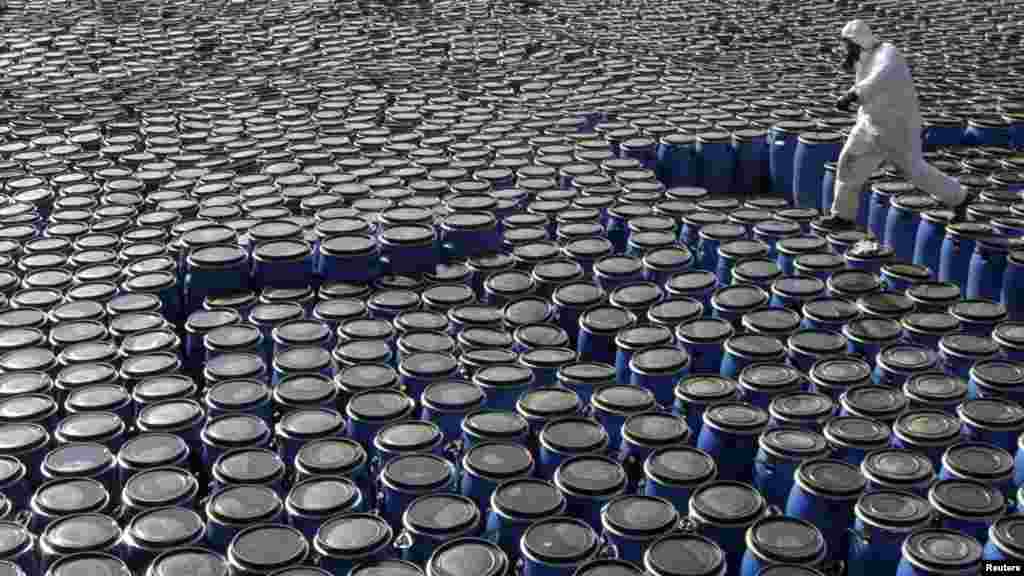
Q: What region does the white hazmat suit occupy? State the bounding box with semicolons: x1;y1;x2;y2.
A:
831;20;965;222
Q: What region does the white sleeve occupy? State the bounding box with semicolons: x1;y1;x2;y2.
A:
852;44;904;104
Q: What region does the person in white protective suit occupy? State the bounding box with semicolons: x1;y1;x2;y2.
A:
818;20;969;230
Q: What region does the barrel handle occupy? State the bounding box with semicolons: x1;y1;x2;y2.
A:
847;526;869;547
444;438;464;465
11;510;30;528
676;517;702;533
766;505;783;517
598;533;619;559
753;455;776;476
394;529;415;554
824;560;846;576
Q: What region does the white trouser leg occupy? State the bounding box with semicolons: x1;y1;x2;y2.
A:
831;127;885;221
888;136;966;209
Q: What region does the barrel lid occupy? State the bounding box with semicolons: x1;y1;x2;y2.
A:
367;291;420;315
44;442;114;477
376;420;443;453
742;308;802;335
675;376;738;404
616;325;675;351
823;416;891;448
229;525;308;570
788;329;847;355
0;522;29;556
0;371;51;397
759;427;829;460
944;441;1014;480
201;395;271;438
592;385;657;415
351;560;424;576
522;517;599;564
994;322;1024;347
793;253;845;274
492;478;564;519
0;457;23;485
731;259;782;284
894;410;961;446
34;478;108;516
901;313;960;335
645;533;724;576
56;411;122;442
44;513;121;553
703;402;769;433
859;292;915;317
401;352;459;378
118;431;188;469
746;517;825;564
575;559;643;576
520;348;578;370
419;381;482;411
957;399;1024;429
930;479;1006;518
541;417;609;454
796;459;866;498
826;270;881;296
621;411;689;445
665;271;717;294
47;554;130;576
449;305;504;329
602;495;677;538
972;361;1024;391
274;374;335;407
287;476;359;517
900;374;966;408
940;333;1002;357
690;481;765;525
316;513;392;558
214;448;284;484
881;263;932;281
336;365;398;393
130;506;205;548
712;285;769;310
675;318;734;344
949;299;1008;322
383;454;453;490
726;335;787;359
404;494;480;536
862;449;934;485
518;387;582;418
124;465;198;508
877;344;939;373
989;515;1024;558
856;490;932;529
555;454;627;497
739;362;803;391
206;378;270;411
630;346;690;374
463;410;529;440
271;568;330;576
843;317;903;343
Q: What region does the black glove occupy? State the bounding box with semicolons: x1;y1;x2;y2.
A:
835;91;858;112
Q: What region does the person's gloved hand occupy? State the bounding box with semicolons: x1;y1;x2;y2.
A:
835;91;858;112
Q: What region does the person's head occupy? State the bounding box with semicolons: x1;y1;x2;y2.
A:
841;20;877;50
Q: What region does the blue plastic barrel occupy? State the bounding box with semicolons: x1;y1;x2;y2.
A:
696;132;734;196
732;129;769;197
769;121;814;197
886;194;940;263
656;134;698;188
793;131;842;211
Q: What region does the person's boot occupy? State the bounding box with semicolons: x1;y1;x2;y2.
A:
951;193;972;223
816;213;856;231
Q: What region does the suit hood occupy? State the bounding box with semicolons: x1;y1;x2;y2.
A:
842;20;877;50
